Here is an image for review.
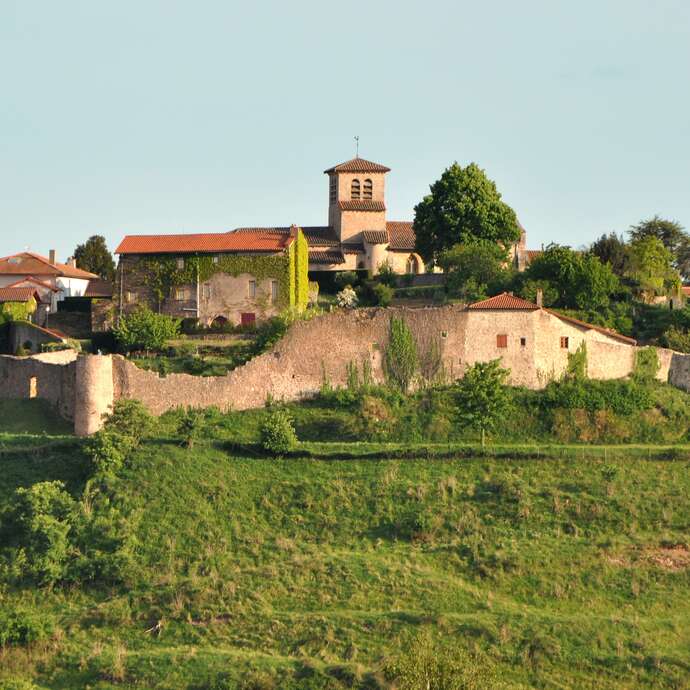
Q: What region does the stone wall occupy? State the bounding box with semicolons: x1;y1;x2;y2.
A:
3;305;690;435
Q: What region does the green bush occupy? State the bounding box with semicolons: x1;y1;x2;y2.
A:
0;481;75;585
384;317;418;392
0;607;53;647
358;280;394;307
113;306;180;352
334;271;359;290
260;409;298;454
177;408;203;449
633;347;660;383
543;379;653;416
86;430;133;476
102;399;153;446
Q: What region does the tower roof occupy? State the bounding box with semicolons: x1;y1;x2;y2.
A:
324;157;391;174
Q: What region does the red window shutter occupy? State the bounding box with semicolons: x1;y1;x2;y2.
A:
560;336;569;349
496;334;508;348
241;313;256;327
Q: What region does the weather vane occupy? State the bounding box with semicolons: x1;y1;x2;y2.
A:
354;135;359;158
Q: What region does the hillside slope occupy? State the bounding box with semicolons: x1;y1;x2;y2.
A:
1;424;689;689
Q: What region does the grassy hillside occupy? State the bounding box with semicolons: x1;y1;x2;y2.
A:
1;403;689;689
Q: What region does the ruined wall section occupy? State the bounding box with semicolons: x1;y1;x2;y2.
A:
0;350;78;420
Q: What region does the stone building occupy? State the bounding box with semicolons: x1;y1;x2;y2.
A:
233;156;538;275
115;226;309;327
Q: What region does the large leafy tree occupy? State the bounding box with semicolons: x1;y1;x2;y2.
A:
413;162;521;265
589;232;630;276
522;244;619;311
625;236;680;303
629;216;685;254
455;359;510;449
73;235;116;282
439;241;509;303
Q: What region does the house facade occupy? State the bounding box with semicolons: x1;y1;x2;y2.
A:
115;226;309;326
0;252;99;325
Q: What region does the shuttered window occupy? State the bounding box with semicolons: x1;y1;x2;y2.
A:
497;334;508;348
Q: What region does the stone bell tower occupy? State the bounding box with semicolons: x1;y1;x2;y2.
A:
324;157;390;245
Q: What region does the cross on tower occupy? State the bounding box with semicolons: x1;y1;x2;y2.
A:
354;135;359;158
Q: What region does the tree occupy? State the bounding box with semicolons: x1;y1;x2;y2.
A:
384;317;419;392
675;235;690;280
629;216;685;254
112;306;180;352
413;162;521;265
589;232;629;276
625;236;681;303
73;235;116;282
455;359;510;448
438;241;508;302
523;244;618;311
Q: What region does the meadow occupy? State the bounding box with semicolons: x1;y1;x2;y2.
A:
0;396;689;689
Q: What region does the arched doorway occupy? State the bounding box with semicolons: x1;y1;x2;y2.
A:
210;315;229;329
406;254;421;274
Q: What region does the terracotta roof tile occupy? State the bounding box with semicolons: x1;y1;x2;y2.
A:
0;252;98;279
308;250;345;265
362;230;389;244
324;157;391;174
6;277;59;292
116;230;294;255
386;221;416;250
234;226;339;247
467;292;540;310
545;309;637;345
0;287;39;303
85;279;114;298
338;200;386;212
341;243;364;254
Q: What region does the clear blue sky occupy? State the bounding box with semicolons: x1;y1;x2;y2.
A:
1;0;689;261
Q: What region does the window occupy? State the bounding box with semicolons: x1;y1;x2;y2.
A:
212;255;219;264
363;178;373;199
241;312;256;327
248;280;256;298
125;291;137;303
497;334;508;348
520;337;527;347
351;179;360;200
29;376;37;399
329;176;337;203
176;257;185;270
271;280;279;303
175;288;187;301
202;284;212;299
560;336;569;349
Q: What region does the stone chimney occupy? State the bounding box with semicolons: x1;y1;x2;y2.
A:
536;288;543;308
49;249;56;264
69;258;77;268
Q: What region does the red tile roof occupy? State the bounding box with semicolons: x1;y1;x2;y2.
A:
467;292;540;311
681;286;690;296
0;252;97;279
545;310;637;345
362;230;389;244
85;279;114;298
324;157;391;174
115;230;295;255
234;226;339;247
308;250;345;265
526;249;543;263
0;287;40;303
338;200;386;212
386;221;416;250
6;276;59;292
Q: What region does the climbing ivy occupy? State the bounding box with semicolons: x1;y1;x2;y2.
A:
0;298;37;325
135;229;309;314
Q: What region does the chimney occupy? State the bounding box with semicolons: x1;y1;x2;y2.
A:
49;249;56;264
536;288;543;308
68;257;77;268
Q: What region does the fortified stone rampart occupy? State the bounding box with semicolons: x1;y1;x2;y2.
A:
2;305;690;435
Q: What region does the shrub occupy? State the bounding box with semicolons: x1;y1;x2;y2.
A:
376;261;398;287
260;409;298;454
0;607;53;647
177;408;203;449
86;430;133;476
102;399;153;446
348;395;394;440
564;342;587;381
543;379;653;416
334;271;359;290
663;326;690;353
113;306;180;352
335;286;358;309
384;317;418;392
633;346;660;383
0;481;75;585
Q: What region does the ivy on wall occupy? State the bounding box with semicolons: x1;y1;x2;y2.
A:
0;298;37;325
137;229;309;314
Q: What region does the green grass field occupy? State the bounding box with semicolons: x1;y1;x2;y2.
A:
0;394;689;689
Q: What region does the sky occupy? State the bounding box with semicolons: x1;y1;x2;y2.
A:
1;0;689;262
